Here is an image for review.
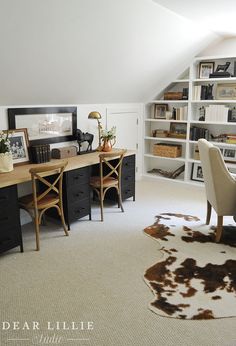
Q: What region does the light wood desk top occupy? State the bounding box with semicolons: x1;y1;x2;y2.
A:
0;149;135;189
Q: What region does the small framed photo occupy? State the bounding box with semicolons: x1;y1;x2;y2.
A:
216;83;236;100
228;108;236;122
222;148;236;162
4;128;30;165
154;104;168;119
191;163;204;182
169;122;187;139
199;62;215;79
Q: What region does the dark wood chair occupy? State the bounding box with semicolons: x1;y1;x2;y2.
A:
19;160;69;250
90;150;127;221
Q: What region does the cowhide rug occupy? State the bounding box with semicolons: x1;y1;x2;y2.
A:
143;213;236;320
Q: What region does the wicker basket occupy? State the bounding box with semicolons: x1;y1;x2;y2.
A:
153;143;182;158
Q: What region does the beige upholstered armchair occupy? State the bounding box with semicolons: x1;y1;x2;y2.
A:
198;138;236;242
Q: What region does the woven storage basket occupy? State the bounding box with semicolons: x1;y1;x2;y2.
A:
153;143;182;158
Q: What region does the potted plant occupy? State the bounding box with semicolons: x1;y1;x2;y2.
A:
100;126;116;152
0;131;13;172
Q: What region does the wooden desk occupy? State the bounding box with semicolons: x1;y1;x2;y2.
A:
0;150;135;254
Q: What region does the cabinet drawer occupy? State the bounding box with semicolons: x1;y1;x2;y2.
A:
68;199;91;221
0;185;18;209
66;167;90;186
122;183;135;200
122;170;135;184
67;184;90;203
122;155;135;171
0;225;22;254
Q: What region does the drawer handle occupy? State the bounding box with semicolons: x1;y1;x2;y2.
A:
76;207;85;213
0;216;8;222
125;176;132;180
75;191;84;197
0;196;8;201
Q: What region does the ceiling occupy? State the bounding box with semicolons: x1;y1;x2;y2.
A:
153;0;236;36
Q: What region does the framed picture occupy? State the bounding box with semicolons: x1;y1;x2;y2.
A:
8;107;77;145
169;122;187;139
4;128;30;165
216;83;236;100
228;108;236;122
199;62;215;79
191;163;204;182
154;104;168;119
222;148;236;162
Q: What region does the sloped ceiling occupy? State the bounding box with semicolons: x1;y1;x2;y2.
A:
153;0;236;36
0;0;219;105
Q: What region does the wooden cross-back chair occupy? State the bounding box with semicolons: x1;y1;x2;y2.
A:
19;160;69;251
90;149;127;221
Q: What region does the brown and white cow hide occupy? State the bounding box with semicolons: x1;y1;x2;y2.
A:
144;213;236;319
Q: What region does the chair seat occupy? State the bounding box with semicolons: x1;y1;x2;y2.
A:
90;176;118;188
19;193;59;210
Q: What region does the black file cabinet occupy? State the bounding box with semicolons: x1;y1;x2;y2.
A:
93;154;136;202
63;166;91;230
0;185;23;254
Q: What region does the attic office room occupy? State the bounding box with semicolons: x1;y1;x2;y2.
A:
1;0;236;345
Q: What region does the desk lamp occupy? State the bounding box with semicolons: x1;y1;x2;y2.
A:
88;111;102;151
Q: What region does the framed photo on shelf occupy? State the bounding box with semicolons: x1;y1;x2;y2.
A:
228;108;236;122
3;128;30;165
191;163;204;182
199;61;215;79
216;83;236;100
154;104;168;119
169;122;187;139
222;148;236;162
8;107;77;145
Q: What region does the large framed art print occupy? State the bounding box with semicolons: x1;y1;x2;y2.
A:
8;107;77;145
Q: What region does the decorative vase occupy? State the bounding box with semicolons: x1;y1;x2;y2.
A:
102;139;113;152
0;152;13;173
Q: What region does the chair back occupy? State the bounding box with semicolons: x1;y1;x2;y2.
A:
29;160;68;208
198;139;236;215
99;150;127;186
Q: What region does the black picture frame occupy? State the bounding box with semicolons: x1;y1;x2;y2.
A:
8;107;77;145
191;163;204;182
3;128;30;165
199;61;215;79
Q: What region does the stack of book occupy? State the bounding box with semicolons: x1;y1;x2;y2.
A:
190;127;210;141
204;105;229;122
30;144;51;163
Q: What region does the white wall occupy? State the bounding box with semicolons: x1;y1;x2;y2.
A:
198;36;236;57
0;0;218;105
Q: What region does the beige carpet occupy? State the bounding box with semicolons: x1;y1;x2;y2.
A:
0;180;236;346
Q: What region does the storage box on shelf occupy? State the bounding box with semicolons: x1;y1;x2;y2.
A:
144;56;236;185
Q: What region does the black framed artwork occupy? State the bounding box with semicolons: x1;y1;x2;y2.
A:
8;107;77;145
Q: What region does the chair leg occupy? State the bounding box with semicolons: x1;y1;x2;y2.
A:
58;206;69;236
100;189;104;222
117;187;124;212
215;216;223;242
206;200;212;225
34;214;40;251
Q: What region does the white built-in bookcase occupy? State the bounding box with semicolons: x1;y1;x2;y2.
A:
143;55;236;185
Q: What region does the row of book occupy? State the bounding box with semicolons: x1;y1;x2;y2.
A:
204;105;229;122
190;127;210;141
30;144;51;163
173;106;188;120
193;85;214;100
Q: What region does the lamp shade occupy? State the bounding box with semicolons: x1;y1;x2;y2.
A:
88;111;102;120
